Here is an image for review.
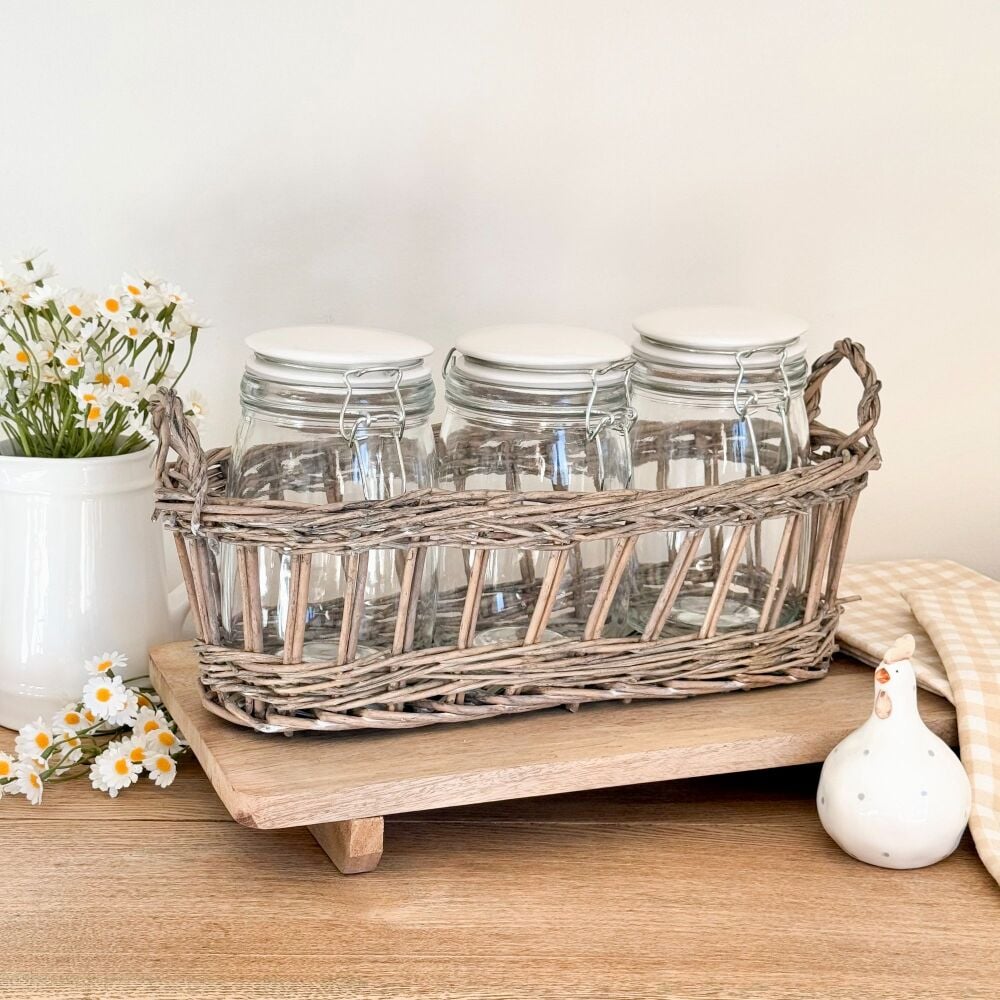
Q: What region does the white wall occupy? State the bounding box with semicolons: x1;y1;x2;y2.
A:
2;0;998;576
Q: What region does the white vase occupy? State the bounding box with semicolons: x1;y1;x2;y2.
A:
0;445;187;730
817;635;971;869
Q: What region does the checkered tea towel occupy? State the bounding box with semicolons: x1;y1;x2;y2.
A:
838;559;1000;884
838;559;993;701
905;584;1000;885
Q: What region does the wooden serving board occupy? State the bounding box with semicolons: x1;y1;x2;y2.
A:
149;641;957;874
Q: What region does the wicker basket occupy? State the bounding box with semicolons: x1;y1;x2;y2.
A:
151;338;881;734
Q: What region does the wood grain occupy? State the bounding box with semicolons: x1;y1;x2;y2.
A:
149;641;958;830
308;816;384;873
0;762;995;999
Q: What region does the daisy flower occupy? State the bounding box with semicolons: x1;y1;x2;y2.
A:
11;247;46;268
0;751;14;789
97;290;125;320
84;651;128;676
105;688;140;729
73;384;111;416
146;754;177;788
112;313;146;342
83;674;129;720
61;289;94;325
13;760;44;804
119;734;149;768
0;344;35;372
91;742;141;797
132;707;169;739
78;398;111;428
55;342;86;372
145;726;184;756
23;282;61;310
52;703;88;731
177;306;211;330
106;366;144;406
158;283;191;308
14;717;54;760
187;390;207;425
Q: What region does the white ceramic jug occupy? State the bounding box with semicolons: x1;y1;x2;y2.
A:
817;634;971;869
0;446;187;729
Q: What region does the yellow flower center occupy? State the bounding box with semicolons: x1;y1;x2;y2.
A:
155;757;172;773
66;356;81;367
126;325;139;338
157;731;176;748
113;758;129;775
0;760;10;777
34;732;50;750
98;659;112;672
96;687;112;703
137;694;152;709
68;304;83;317
29;772;40;788
64;712;81;725
15;350;28;364
87;405;102;422
104;298;120;313
126;284;142;296
94;372;111;385
129;747;145;763
83;710;96;723
115;375;131;388
143;719;161;734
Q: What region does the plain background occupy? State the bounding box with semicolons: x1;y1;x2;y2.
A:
2;0;997;576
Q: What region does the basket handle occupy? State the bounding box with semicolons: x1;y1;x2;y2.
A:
804;338;881;456
151;388;212;532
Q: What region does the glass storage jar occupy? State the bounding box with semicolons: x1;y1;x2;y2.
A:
436;325;634;645
220;326;438;660
628;307;812;633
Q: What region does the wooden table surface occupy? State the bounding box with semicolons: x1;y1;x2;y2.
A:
1;723;997;999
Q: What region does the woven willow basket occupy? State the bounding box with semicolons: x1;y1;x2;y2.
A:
151;338;881;734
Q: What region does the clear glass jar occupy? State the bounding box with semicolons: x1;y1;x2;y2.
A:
436;325;634;645
220;326;438;659
628;308;812;633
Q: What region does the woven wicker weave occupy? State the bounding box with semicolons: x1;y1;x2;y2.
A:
152;338;881;733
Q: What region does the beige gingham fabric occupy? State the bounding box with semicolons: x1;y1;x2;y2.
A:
838;559;992;700
837;559;1000;884
906;585;1000;885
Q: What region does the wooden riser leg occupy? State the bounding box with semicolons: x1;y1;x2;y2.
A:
307;817;384;874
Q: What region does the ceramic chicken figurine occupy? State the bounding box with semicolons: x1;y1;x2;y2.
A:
817;634;972;869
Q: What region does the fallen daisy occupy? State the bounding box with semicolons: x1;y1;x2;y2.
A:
0;652;186;804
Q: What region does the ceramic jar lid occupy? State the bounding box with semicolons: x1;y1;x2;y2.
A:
452;324;632;389
632;307;808;371
245;325;435;388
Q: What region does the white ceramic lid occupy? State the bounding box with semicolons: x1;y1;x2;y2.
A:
245;325;434;388
453;324;632;388
632;307;808;370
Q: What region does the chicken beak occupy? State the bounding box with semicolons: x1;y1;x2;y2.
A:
875;666;891;684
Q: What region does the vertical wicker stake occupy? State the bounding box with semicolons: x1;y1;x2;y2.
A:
172;532;207;642
804;506;838;621
282;552;313;665
453;548;489;704
238;546;264;653
337;551;370;666
757;514;803;634
523;550;569;644
825;494;860;604
641;529;705;641
699;524;751;639
584;536;638;640
192;537;221;645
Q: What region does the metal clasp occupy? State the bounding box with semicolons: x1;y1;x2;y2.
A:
338;367;408;500
585;359;637;489
733;346;793;474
